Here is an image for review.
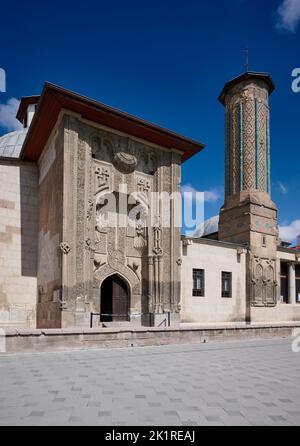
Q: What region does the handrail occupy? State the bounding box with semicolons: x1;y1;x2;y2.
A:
158;318;167;328
157;312;171;328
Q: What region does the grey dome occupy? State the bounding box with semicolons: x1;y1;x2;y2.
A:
194;215;219;238
0;128;27;158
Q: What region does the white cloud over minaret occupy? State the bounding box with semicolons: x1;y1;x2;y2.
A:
0;98;22;132
279;220;300;242
277;0;300;32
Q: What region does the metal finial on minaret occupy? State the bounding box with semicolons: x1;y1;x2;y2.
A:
244;48;249;72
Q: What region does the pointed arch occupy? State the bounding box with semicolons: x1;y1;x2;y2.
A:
100;273;130;322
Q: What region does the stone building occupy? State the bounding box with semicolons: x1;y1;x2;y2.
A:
0;71;299;329
0;83;203;328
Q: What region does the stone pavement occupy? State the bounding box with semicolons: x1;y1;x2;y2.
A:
0;338;300;426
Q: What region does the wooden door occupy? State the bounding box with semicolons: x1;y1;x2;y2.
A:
112;276;129;321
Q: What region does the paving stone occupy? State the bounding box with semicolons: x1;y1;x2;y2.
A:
28;411;45;417
1;339;300;426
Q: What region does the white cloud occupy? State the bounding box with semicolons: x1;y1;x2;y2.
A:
181;184;221;203
0;98;22;132
276;0;300;32
277;181;289;194
204;189;221;203
279;219;300;242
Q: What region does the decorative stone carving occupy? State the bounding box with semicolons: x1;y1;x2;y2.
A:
94;263;140;294
93;253;106;272
108;249;126;268
91;136;114;161
127;259;141;280
60;242;71;255
87;199;93;221
95;166;110;193
113;151;137;174
137;177;151;193
139;150;158;175
133;232;147;253
59;120;181;327
251;256;277;307
85;238;95;252
153;226;163;255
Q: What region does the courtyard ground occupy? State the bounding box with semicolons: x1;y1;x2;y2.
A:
0;338;299;426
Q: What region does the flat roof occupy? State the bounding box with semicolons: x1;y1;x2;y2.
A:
182;235;247;250
19;83;205;162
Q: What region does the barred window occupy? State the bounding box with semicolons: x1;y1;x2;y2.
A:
222;272;232;298
193;269;205;297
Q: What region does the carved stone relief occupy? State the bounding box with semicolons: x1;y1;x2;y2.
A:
251;256;277;307
94;164;111;194
60;242;71;255
127;258;141;280
60;120;180;326
153;226;162;255
91;130;159;176
93;253;107;272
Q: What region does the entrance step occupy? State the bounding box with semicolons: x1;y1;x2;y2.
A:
98;321;132;328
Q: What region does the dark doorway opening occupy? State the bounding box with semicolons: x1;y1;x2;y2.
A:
100;275;130;322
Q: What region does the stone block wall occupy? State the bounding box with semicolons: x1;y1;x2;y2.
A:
0;161;38;328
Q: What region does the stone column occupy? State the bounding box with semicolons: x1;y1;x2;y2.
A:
288;262;296;305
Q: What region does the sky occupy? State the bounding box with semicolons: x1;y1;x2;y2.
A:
0;0;299;242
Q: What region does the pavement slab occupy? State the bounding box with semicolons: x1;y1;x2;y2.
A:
0;338;300;426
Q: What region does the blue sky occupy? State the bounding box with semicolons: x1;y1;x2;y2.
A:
0;0;299;242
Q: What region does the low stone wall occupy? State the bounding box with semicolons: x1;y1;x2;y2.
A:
1;323;300;354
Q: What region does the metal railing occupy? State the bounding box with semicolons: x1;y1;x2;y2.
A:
157;312;171;328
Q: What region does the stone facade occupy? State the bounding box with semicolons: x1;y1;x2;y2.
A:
36;115;182;328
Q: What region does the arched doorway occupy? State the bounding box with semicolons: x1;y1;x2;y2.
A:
100;275;130;322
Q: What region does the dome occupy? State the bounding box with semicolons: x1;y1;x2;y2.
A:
194;215;219;238
0;128;27;158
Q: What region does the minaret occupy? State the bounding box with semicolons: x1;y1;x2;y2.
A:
218;72;279;311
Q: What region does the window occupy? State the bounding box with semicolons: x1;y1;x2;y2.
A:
262;235;267;247
280;262;288;303
222;272;232;298
296;265;300;304
193;269;205;297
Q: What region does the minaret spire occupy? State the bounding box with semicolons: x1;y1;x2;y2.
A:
244;48;249;72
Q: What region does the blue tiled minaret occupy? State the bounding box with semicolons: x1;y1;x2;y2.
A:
218;72;279;310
